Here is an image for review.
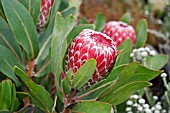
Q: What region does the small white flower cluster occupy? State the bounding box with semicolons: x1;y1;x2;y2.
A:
160;73;167;78
130;46;157;63
125;94;167;113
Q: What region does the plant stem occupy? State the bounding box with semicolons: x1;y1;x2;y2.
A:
62;90;78;113
23;60;35;106
23;96;30;106
27;60;35;77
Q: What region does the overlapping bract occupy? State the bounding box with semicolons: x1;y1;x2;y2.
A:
102;21;136;47
66;29;117;88
37;0;54;30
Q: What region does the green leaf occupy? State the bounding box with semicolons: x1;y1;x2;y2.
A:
16;92;30;100
51;12;75;101
0;45;24;86
106;63;162;84
0;1;5;18
98;62;139;99
78;80;112;100
67;24;95;43
104;64;126;84
97;81;151;106
0;79;18;111
1;0;40;59
48;0;61;27
69;101;112;113
145;54;169;70
131;64;163;82
0;110;12;113
79;17;87;24
59;0;69;11
134;19;148;48
18;0;41;24
72;59;97;90
94;13;106;31
10;83;17;111
14;67;53;113
10;98;20;111
120;12;131;24
115;39;132;66
62;69;73;94
0;16;22;62
0;80;16;110
61;7;76;19
37;23;54;64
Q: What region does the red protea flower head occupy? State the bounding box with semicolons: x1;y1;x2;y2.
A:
102;21;136;47
66;29;117;89
37;0;54;31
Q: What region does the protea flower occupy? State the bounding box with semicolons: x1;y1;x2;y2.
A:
37;0;54;31
65;29;118;89
102;21;136;47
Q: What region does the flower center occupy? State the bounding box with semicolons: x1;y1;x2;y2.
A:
119;22;128;27
90;34;112;48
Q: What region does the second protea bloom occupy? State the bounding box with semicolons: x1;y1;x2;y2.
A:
37;0;54;31
102;21;136;47
66;29;117;89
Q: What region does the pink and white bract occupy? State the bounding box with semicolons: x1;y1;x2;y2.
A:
66;29;117;89
37;0;54;30
102;21;136;47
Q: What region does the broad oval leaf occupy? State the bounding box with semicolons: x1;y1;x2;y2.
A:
10;98;19;112
48;0;61;27
36;22;54;64
0;80;14;110
69;101;113;113
18;0;41;24
131;64;163;82
72;58;97;90
51;12;75;101
78;80;112;100
120;12;131;24
104;64;126;84
97;81;151;106
146;54;169;70
115;39;132;66
94;13;106;32
14;67;53;113
98;62;139;99
0;45;24;86
62;69;73;95
0;80;17;111
2;0;40;59
105;63;162;84
134;19;148;48
79;17;87;24
61;7;76;19
58;0;69;11
0;16;22;62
